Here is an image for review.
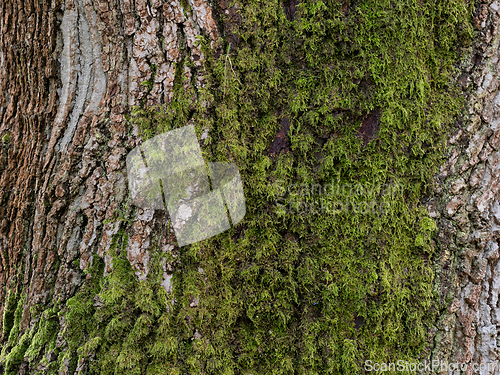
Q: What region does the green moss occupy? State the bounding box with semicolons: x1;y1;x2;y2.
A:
1;133;10;144
13;0;473;374
140;64;158;91
179;0;193;17
24;306;60;364
60;228;183;374
0;293;27;374
1;289;17;342
4;330;31;375
123;0;472;373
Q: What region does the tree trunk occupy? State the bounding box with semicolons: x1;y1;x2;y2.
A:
0;0;497;373
430;1;500;371
0;0;219;373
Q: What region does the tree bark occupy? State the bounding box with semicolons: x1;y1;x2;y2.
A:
1;0;498;373
430;1;500;371
0;0;218;373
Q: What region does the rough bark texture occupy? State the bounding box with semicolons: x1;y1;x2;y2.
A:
0;0;217;372
430;1;500;372
1;0;497;373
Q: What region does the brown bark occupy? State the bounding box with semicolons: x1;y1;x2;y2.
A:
3;0;500;372
430;0;500;371
0;0;218;364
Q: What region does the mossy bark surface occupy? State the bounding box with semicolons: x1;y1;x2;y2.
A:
0;0;494;373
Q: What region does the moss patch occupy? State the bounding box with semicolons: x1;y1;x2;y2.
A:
58;0;473;374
